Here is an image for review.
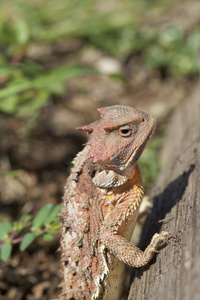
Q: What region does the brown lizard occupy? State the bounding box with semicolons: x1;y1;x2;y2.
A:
59;105;172;300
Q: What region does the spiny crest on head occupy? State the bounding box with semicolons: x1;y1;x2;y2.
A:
76;124;93;133
76;119;99;133
76;107;108;133
77;105;140;133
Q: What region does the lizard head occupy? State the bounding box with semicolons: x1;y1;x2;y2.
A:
77;105;156;172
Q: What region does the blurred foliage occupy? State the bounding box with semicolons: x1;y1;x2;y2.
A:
144;27;200;77
0;64;93;115
0;0;200;116
138;137;164;190
0;204;61;261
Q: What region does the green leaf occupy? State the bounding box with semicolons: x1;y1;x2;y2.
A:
0;221;12;241
44;204;62;226
47;82;65;95
0;65;93;100
0;95;19;114
17;90;49;116
20;233;36;251
32;204;53;228
1;221;12;233
14;214;32;232
14;19;30;45
42;233;53;241
19;214;32;224
1;243;12;261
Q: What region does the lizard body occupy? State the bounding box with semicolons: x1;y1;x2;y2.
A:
60;105;171;300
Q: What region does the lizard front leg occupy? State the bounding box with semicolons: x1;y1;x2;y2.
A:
100;228;172;267
99;165;172;268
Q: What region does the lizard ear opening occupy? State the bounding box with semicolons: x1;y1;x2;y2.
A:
76;125;93;133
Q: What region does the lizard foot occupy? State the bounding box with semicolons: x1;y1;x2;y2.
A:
149;231;175;252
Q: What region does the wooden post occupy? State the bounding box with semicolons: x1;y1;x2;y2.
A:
128;82;200;300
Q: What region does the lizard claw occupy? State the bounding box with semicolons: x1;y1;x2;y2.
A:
149;231;174;252
160;231;175;241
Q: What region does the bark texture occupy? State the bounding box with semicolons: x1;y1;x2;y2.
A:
128;83;200;300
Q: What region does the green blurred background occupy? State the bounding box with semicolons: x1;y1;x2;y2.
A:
0;0;200;116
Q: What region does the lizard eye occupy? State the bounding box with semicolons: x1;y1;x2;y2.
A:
119;124;132;137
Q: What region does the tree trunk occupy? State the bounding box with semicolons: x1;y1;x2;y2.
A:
128;82;200;300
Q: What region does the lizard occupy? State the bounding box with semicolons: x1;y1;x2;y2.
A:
59;105;172;300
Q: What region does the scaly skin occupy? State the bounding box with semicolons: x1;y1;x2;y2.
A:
59;105;172;300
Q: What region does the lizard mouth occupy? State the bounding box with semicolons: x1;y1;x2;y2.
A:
124;143;144;168
125;147;138;166
125;143;145;167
